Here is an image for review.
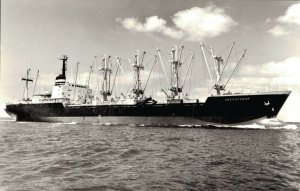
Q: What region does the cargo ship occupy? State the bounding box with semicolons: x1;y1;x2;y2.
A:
5;43;291;125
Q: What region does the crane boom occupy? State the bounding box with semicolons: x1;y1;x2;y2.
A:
157;49;170;87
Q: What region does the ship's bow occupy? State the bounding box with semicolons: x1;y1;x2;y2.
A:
201;90;291;124
266;90;291;118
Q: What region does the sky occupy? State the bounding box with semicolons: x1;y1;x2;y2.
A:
1;0;300;121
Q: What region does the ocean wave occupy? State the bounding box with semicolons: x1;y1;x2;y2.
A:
230;123;268;129
0;120;299;190
259;118;284;126
12;120;297;130
270;124;298;130
53;122;78;125
220;123;299;130
16;121;33;124
176;123;299;130
120;148;141;158
178;124;196;128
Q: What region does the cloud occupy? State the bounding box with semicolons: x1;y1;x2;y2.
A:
117;5;237;41
259;57;300;87
267;25;290;37
265;18;272;23
117;16;184;39
267;3;300;37
240;57;300;89
172;6;237;40
256;57;300;122
277;3;300;25
118;16;165;32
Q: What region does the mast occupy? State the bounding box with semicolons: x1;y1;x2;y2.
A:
212;55;224;95
170;46;183;99
55;55;68;85
210;48;220;83
100;55;112;101
207;46;225;95
60;55;68;80
208;43;246;95
21;68;33;101
132;51;145;99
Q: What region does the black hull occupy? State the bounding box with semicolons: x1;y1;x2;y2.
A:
5;91;290;124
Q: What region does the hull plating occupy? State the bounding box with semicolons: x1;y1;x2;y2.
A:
5;91;291;125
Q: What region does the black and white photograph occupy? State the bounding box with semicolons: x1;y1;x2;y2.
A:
0;0;300;190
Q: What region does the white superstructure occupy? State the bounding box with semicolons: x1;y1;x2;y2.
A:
51;82;92;104
31;56;93;105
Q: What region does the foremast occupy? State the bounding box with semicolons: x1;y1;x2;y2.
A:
211;54;225;95
201;42;246;96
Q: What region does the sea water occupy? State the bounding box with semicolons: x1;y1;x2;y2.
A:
0;119;299;190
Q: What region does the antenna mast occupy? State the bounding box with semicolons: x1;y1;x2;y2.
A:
60;55;68;79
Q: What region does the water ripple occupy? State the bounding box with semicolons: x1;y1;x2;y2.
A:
0;121;299;190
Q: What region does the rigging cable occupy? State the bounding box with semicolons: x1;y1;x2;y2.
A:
181;51;194;90
217;42;235;85
157;48;171;87
111;64;119;95
32;70;39;96
199;42;213;83
224;49;247;88
11;82;22;103
143;55;157;93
